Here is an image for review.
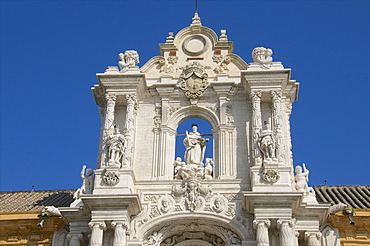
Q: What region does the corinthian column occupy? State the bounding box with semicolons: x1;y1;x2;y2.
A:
253;220;270;246
277;220;294;246
111;221;128;246
271;90;284;163
122;94;137;167
89;222;106;246
67;233;83;246
250;91;262;165
305;232;322;246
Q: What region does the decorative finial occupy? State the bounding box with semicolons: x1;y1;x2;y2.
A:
191;12;202;26
219;30;228;42
166;32;174;43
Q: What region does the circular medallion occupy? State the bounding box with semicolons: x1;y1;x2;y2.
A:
183;35;207;56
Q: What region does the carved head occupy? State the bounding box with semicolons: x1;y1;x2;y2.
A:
295;166;302;174
191;124;198;132
86;168;93;176
118;53;124;61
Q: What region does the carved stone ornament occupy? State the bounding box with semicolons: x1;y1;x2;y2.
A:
252;47;273;69
103;170;121;186
262;168;280;183
179;62;209;99
172;176;212;212
118;50;139;72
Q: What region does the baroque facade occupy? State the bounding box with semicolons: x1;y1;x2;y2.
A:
4;13;364;246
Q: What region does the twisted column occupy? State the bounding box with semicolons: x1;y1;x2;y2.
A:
277;220;294;246
111;221;128;246
88;221;106;246
67;233;84;246
253;220;270;246
250;91;262;165
305;232;322;246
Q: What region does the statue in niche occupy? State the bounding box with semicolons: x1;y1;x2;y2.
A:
294;164;315;196
173;124;212;180
184;124;209;166
106;127;126;167
71;165;94;206
259;131;277;163
118;50;139;72
252;47;273;69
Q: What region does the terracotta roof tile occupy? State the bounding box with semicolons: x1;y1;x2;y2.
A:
314;186;370;209
0;190;75;212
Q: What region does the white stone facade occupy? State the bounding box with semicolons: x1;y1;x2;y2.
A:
57;13;335;246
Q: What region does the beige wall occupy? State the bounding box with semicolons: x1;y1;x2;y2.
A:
329;209;370;246
0;212;63;246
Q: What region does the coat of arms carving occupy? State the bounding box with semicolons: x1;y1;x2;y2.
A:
178;62;209;99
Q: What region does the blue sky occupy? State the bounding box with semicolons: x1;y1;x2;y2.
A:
1;0;369;192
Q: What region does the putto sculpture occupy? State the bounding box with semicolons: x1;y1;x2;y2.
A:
118;50;139;72
252;47;273;69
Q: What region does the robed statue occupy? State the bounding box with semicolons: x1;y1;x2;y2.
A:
183;124;209;166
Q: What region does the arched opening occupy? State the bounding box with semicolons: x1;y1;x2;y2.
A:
174;118;214;180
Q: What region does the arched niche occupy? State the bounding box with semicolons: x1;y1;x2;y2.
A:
141;214;244;246
167;106;219;130
162;106;219;179
173;240;214;246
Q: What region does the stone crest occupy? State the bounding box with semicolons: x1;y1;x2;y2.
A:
103;170;121;186
179;62;209;99
261;169;280;183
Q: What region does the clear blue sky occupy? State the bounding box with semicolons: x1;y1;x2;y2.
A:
1;1;369;192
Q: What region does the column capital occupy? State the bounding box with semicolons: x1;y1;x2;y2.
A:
277;219;294;228
105;94;117;102
250;91;262;100
253;219;270;229
111;221;129;230
270;90;282;99
67;233;84;241
88;221;107;231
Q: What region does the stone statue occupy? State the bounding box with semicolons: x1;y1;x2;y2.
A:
173;157;185;180
259;131;277;162
252;47;273;69
71;165;94;206
184;124;209;166
204;158;213;180
106;127;126;167
118;50;139;72
294;164;315;195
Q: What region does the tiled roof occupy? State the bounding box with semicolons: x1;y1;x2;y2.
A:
0;190;75;212
314;186;370;209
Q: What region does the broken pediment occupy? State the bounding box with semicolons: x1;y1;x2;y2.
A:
140;13;248;88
